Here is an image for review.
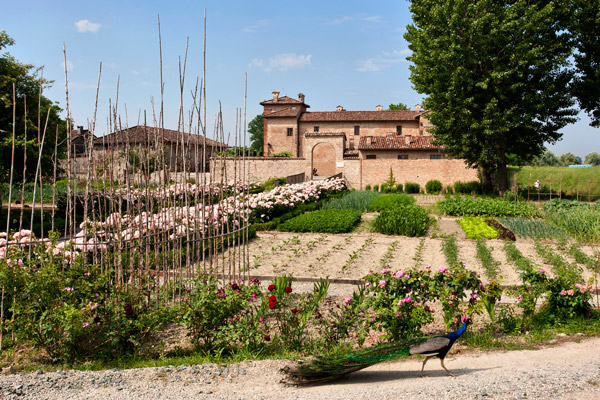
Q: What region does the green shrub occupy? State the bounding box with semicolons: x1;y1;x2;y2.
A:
438;197;541;218
381;183;390;193
458;217;499;239
390;186;397;193
269;151;292;157
365;184;372;191
404;182;420;194
395;183;403;193
262;176;287;191
425;180;443;194
454;181;481;194
372;204;433;236
323;190;380;212
373;184;379;192
278;209;362;233
369;194;415;212
443;185;454;194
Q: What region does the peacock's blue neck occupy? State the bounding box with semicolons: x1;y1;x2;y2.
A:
445;320;469;342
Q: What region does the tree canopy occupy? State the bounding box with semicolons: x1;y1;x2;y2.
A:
584;152;600;166
387;102;410;111
405;1;578;193
248;114;263;153
571;0;600;127
0;30;67;182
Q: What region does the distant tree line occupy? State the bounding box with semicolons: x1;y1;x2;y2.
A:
526;151;600;167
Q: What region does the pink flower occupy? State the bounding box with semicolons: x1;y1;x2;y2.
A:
539;269;546;274
365;282;371;287
381;269;388;274
403;296;412;303
470;293;478;299
461;315;469;323
567;289;574;296
438;266;447;273
82;323;90;328
378;280;387;289
516;296;523;303
394;270;404;278
560;290;568;296
344;296;352;305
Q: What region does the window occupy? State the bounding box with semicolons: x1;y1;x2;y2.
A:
354;125;360;135
396;125;402;135
287;128;293;136
366;154;376;160
314;126;319;132
430;154;442;159
291;106;297;110
398;154;408;160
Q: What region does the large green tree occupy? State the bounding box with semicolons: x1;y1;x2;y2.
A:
405;1;577;193
0;30;67;182
571;0;600;127
248;114;263;153
584;152;600;166
388;102;410;111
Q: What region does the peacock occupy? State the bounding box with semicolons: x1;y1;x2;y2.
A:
281;318;470;384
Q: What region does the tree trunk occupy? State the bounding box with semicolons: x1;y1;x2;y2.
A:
496;161;508;195
478;165;493;193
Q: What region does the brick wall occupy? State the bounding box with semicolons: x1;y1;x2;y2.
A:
264;117;298;156
361;159;478;189
299;120;423;137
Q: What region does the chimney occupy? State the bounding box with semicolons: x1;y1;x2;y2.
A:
376;105;383;111
272;90;280;102
78;125;84;135
415;104;422;112
336;105;344;112
298;93;305;103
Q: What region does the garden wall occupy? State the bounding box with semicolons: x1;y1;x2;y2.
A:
210;157;310;183
360;159;478;189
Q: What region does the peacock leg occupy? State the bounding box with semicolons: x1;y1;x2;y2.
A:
440;358;456;377
419;356;432;377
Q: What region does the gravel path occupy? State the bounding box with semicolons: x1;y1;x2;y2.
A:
2;337;600;400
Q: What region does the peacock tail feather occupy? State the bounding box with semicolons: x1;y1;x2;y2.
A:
281;336;429;385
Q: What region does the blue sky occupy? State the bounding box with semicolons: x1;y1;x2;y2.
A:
2;0;597;159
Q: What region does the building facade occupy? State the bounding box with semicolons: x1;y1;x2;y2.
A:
257;91;477;189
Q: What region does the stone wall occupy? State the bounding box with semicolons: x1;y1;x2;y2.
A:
210;157;309;183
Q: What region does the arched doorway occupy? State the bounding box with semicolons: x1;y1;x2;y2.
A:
311;143;336;178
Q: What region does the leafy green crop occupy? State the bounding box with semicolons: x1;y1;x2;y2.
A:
277;209;362;233
322;190;380;212
498;217;567;240
544;200;600;243
372;204;432;236
439;196;541;218
458;217;499;239
368;194;415;212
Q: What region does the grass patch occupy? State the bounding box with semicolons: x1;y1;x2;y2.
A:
544;200;600;243
509;166;600;199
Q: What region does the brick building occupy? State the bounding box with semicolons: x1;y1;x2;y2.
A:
255;91;477;189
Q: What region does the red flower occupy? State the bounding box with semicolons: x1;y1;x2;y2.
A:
291;308;298;314
264;334;271;341
284;286;292;293
268;295;276;302
268;301;276;309
268;284;276;291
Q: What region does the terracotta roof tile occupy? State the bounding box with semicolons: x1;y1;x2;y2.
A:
358;135;439;150
263;108;302;118
260;96;309;107
300;110;425;122
93;125;226;148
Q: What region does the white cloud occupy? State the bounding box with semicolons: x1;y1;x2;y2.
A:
250;53;312;72
327;15;382;25
243;19;268;33
356;49;411;72
62;59;74;72
75;19;100;33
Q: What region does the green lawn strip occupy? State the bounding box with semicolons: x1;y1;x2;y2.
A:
441;234;460;267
